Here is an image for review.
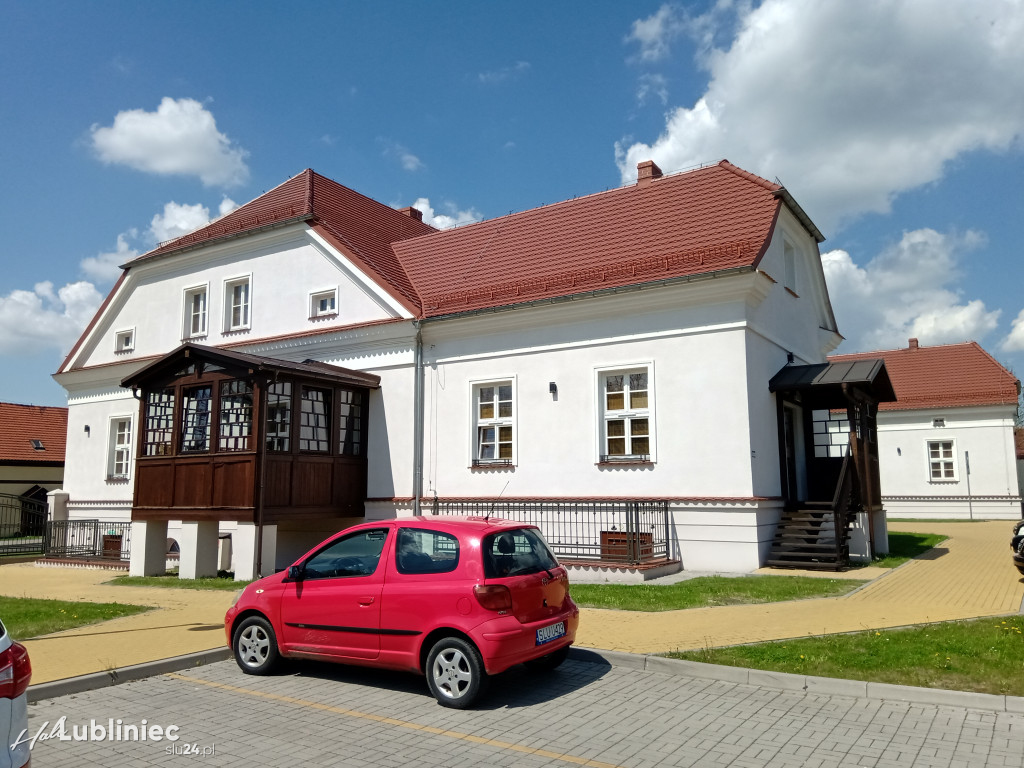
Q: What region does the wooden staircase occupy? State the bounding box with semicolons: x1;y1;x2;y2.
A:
767;452;857;571
766;501;851;570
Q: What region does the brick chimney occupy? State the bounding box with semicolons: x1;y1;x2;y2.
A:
908;338;919;350
637;160;663;186
399;206;423;221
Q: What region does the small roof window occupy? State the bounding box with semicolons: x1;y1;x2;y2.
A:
30;439;45;451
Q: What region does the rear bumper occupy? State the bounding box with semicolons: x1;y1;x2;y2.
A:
473;607;580;675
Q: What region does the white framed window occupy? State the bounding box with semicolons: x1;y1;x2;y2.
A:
107;417;132;480
183;285;208;338
471;379;515;465
114;328;134;353
310;288;338;318
224;276;251;331
927;439;957;481
597;365;654;462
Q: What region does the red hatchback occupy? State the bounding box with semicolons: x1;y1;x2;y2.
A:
225;516;579;708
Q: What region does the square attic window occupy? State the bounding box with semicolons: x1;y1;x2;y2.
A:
115;329;135;352
30;439;44;451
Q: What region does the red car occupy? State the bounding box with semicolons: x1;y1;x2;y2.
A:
225;516;579;708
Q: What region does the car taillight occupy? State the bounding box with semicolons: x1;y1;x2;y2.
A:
473;584;512;612
0;641;32;699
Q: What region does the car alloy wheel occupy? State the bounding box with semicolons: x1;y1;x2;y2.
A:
426;637;485;708
233;616;280;675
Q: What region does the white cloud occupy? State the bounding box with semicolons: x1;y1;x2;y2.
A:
636;73;669;106
625;4;687;62
219;197;239;217
91;97;250;187
1001;308;1024;353
477;61;531;85
822;228;1001;352
617;0;1024;234
79;232;138;283
411;198;482;230
150;201;211;243
380;140;424;172
0;281;104;356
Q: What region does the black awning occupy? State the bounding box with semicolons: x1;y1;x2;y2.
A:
769;359;896;407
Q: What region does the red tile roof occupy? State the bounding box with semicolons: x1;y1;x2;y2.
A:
394;160;784;317
829;341;1020;411
128;169;436;313
0;403;68;464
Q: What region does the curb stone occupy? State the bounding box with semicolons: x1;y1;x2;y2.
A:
25;644;1024;715
568;647;1024;714
27;648;231;703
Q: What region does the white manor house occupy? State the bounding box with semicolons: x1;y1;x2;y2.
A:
53;160;902;580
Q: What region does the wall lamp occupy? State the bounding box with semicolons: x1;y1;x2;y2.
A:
84;425;91;436
549;382;558;396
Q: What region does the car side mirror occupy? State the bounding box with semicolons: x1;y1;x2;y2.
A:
287;565;305;581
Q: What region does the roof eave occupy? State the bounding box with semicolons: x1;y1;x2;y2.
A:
774;188;825;243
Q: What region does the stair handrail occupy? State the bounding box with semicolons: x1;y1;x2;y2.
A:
831;445;854;566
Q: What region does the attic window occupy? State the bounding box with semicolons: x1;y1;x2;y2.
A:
30;439;45;451
310;288;338;319
933;418;945;428
115;329;135;353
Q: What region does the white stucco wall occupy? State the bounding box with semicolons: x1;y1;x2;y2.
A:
877;405;1021;519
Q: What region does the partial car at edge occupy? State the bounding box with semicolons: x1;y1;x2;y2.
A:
1;618;32;768
224;516;579;708
1012;520;1024;577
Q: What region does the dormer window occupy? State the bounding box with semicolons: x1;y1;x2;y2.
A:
115;329;135;353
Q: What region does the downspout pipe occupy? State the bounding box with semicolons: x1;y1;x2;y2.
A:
412;321;424;515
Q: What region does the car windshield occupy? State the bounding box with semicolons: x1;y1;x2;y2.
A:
483;527;559;578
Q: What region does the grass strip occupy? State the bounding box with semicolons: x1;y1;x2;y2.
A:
667;616;1024;696
0;595;150;641
866;531;947;568
569;575;864;612
108;573;252;590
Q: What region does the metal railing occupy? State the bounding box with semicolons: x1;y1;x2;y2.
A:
0;494;47;556
44;520;133;561
432;499;670;565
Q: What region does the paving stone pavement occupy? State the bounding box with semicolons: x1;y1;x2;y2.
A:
21;657;1024;768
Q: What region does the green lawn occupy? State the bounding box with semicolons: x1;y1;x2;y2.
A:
108;573;251;590
668;616;1024;696
0;595;150;641
867;531;948;568
569;575;865;612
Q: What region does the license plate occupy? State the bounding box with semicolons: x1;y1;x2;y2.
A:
536;621;566;646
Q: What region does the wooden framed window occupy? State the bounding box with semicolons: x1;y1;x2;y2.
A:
218;380;253;451
266;382;292;452
927;439;957;481
143;389;175;456
473;381;514;465
180;385;213;453
299;386;331;452
599;367;653;462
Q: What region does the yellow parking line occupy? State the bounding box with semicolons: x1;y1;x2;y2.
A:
165;673;625;768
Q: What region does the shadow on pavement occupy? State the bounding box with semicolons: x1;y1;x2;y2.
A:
285;653;610;710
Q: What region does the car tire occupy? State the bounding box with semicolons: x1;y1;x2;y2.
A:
425;636;486;708
233;615;281;675
524;643;571;672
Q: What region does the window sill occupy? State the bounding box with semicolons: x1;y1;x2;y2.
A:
105;476;130;483
223;327;251;336
183;334;208;342
309;313;339;322
598;456;653;467
471;460;515;470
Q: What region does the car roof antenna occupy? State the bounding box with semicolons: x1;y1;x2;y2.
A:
483;481;507;524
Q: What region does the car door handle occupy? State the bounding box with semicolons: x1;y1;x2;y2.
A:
359;596;375;606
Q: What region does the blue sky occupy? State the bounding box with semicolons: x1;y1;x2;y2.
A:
2;0;1023;408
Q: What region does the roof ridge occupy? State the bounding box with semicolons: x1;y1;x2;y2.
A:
718;160;781;192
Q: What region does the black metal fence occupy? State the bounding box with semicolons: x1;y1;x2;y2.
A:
0;493;47;556
43;520;133;561
432;499;670;565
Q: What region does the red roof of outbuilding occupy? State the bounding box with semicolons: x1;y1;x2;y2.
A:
394;160;784;317
0;403;68;464
829;341;1020;411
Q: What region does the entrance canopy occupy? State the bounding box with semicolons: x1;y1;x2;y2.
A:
768;359;896;408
